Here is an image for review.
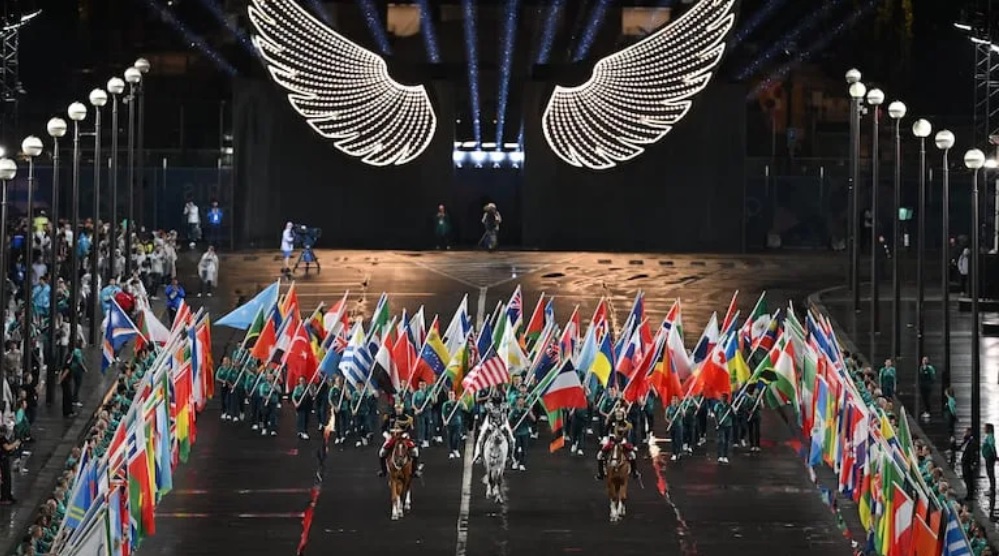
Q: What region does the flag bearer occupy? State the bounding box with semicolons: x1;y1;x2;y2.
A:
261;371;280;436
569;404;589;457
642;393;656;445
442;390;465;459
293;377;312;440
249;365;264;431
510;396;534;471
597;386;619;438
413;380;432;448
746;390;762;452
328;377;345;444
315;376;331;432
353;387;372;447
696;396;709;446
681;398;698;454
713;393;734;464
665;396;684;461
217;357;233;420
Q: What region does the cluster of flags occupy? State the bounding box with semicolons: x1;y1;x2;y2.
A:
55;303;215;556
779;309;976;556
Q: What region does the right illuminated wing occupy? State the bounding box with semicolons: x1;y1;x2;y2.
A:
248;0;438;166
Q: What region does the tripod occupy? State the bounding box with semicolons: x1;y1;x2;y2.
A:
293;242;321;274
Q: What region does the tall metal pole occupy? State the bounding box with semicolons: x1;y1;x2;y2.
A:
941;141;952;401
0;177;8;359
891;115;902;362
137;80;145;239
22;156;34;388
88;90;106;344
45;117;66;405
124;82;136;278
915;133;927;418
850;95;863;311
69;114;83;352
971;164;982;475
108;91;120;281
869;96;883;358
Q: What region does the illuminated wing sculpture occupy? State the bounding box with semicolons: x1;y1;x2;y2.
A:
248;0;437;166
541;0;736;170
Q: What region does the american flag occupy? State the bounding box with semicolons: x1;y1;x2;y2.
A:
461;350;509;395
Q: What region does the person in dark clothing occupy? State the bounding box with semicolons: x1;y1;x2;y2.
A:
59;365;75;418
961;427;979;500
434;205;452;250
0;425;19;504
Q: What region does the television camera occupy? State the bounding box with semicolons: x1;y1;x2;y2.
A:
290;224;321;275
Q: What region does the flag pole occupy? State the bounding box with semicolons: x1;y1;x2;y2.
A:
351;372;373;415
443;395;468;427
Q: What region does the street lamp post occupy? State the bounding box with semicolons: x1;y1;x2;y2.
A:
935;130;955;402
964;147;985;480
847;69;866;311
45;117;66;404
912;118;932;418
88;88;107;344
888;100;906;363
0;158;15;387
123;66;142;278
20;136;43;390
107;77;125;281
867;88;885;358
67;101;88;354
134;58;149;247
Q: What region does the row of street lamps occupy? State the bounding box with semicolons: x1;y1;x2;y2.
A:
845;68;980;450
0;57;150;404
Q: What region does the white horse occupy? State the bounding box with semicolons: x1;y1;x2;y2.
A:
481;427;509;503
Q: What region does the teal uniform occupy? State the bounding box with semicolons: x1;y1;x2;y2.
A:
510;406;532;466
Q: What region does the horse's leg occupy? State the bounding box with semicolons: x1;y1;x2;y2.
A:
391;483;399;520
404;481;412;512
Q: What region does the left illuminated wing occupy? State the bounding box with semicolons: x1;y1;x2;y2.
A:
541;0;736;170
248;0;437;167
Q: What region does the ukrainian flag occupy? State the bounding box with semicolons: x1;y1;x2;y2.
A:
591;333;615;387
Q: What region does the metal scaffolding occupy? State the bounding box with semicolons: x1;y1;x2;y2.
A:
0;25;19;141
974;40;999;146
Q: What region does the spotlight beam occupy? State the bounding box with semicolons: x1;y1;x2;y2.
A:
416;0;441;63
192;0;257;57
749;0;877;100
736;0;847;81
572;0;613;63
139;0;238;76
495;0;522;146
729;0;790;50
535;0;565;65
462;0;482;145
356;0;392;55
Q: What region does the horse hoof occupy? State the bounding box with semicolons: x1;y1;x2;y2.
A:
405;504;411;512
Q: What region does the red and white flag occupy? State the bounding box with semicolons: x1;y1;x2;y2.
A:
461;351;509;395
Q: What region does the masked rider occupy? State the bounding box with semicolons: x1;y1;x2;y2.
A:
596;406;639;479
473;391;515;463
378;402;422;477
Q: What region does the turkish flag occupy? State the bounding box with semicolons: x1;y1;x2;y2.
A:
285;325;317;388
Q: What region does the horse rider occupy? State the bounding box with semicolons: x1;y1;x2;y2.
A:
378;402;423;478
596;406;639;480
472;391;515;463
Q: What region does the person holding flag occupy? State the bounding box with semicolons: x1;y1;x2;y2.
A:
713;393;734;464
473;391;515;463
442;390;466;459
292;376;313;440
665;396;685;461
510;396;535;471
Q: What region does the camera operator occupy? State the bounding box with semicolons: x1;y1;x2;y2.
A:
281;222;295;274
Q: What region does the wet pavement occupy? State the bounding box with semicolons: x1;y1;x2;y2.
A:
136;249;857;556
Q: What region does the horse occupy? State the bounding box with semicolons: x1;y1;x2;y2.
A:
605;441;630;522
387;432;413;520
481;427;509;503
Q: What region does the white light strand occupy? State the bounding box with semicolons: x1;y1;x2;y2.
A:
541;0;736;170
247;0;438;167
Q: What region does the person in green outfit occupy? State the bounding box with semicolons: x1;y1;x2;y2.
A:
217;356;233;420
713;393;734;464
983;423;996;494
442;390;465;459
68;340;87;407
945;386;959;444
917;356;936;421
597;386;619;438
665;396;685;461
509;396;534;471
434;204;452;250
878;358;897;399
292;377;313;440
413;380;432;448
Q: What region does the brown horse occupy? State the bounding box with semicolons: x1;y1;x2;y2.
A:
388;433;413;520
605;442;630;522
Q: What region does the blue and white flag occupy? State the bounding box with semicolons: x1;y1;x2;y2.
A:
216;280;280;330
